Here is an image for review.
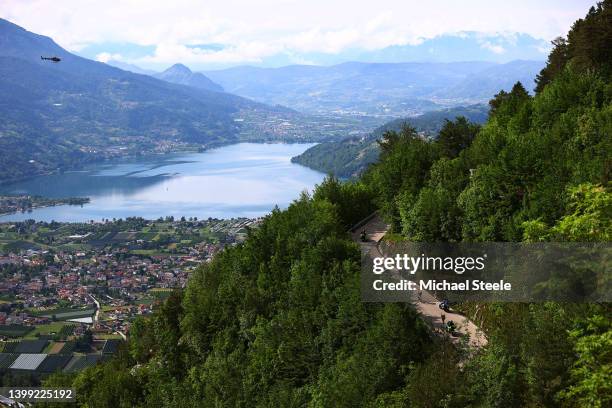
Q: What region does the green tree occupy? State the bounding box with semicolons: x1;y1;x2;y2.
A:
558;315;612;408
436;116;480;159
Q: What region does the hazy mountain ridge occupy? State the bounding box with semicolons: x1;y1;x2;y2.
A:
348;32;549;64
204;60;544;116
435;60;546;101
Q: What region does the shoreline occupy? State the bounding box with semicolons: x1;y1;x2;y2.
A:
0;142;323;224
0;139;324;188
0;196;90;218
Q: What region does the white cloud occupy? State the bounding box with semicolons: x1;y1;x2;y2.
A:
0;0;597;67
135;41;282;65
95;52;123;63
289;27;361;54
480;41;505;55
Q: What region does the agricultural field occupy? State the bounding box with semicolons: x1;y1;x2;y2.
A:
26;322;75;339
0;324;33;338
0;217;257;257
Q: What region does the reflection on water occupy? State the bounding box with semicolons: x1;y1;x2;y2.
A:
0;143;325;222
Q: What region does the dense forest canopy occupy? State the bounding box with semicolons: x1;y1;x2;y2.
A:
37;2;611;407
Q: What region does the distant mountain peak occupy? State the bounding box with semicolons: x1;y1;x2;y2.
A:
156;63;223;92
165;63;192;74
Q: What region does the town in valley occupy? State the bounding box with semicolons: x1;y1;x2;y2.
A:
0;216;258;378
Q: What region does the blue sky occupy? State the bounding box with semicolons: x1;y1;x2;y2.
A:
0;0;598;70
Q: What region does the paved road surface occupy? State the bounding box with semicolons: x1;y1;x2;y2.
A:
352;214;487;349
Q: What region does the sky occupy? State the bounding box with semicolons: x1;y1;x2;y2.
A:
0;0;598;70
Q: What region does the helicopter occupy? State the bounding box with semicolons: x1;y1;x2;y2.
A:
41;56;61;63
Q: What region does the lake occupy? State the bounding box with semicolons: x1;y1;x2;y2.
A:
0;143;326;222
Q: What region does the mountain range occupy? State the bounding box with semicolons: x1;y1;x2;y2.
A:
110;58;544;117
204;60;545;116
0;18;288;183
0;16;545;184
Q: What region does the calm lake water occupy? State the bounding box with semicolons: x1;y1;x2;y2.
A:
0;143;325;222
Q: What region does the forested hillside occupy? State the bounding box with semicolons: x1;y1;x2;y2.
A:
292;104;488;178
40;2;611;407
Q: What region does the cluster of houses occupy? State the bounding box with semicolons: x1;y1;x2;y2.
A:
0;247;206;301
0;217;260;347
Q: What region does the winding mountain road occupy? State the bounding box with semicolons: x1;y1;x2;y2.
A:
351;214;487;349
